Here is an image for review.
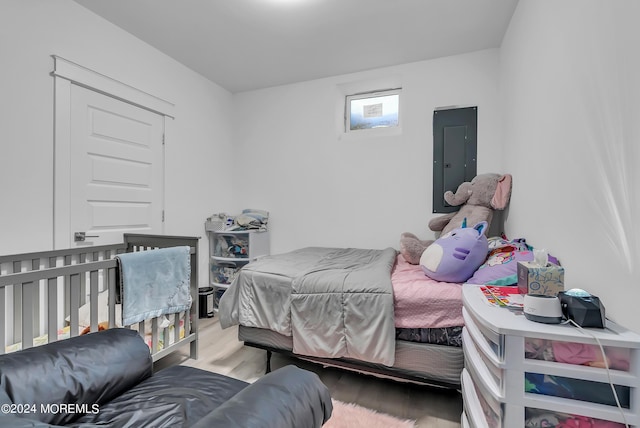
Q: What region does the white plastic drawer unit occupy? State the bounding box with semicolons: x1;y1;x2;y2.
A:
206;223;270;313
463;315;505;393
461;284;640;428
213;233;250;259
463;328;503;400
463;306;504;360
210;230;270;261
522;407;631;428
524;336;632;372
462;369;502;428
210;262;241;286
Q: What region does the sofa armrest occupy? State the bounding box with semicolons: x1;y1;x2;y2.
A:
191;365;332;428
0;329;152;426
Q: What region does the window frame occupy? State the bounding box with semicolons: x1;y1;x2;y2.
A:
345;88;401;133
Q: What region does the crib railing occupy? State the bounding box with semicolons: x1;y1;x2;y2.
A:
0;234;199;363
124;234;200;362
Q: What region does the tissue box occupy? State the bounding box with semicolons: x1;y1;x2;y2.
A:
517;261;565;296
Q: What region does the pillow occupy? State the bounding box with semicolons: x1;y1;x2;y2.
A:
467;237;559;285
467;249;534;285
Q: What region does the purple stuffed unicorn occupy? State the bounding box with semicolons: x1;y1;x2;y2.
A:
420;221;489;283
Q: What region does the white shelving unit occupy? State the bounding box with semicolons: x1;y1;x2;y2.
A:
205;221;270;311
461;284;640;428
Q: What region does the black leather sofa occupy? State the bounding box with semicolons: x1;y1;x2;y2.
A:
0;328;332;427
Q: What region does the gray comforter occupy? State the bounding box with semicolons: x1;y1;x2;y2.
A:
219;247;398;366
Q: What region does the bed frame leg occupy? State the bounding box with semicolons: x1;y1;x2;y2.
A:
190;339;198;360
266;350;272;373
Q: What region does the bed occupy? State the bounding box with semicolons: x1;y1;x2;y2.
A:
0;233;200;363
219;246;466;389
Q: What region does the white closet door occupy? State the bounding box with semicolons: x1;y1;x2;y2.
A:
68;84;164;247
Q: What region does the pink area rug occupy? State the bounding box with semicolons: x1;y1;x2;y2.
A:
323;399;416;428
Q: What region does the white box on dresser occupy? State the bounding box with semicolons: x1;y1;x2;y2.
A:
461;284;640;428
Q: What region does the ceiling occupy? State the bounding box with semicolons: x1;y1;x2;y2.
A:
74;0;519;93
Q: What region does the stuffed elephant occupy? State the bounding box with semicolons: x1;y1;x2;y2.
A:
400;173;512;265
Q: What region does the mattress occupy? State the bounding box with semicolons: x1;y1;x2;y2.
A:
392;254;464;328
221;247;398;366
239;325;464;387
229;252;466;386
391;254;464;347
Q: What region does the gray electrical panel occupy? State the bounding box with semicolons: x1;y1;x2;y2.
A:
432;107;477;213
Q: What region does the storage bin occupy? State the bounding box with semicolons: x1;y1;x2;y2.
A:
463;307;503;360
211;262;240;285
461;284;640;428
463;323;504;392
524;337;631;371
462;369;502;428
207;224;270;314
213;234;249;259
525;407;626;428
525;371;630;408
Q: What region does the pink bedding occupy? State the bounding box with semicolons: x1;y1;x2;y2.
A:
392;254;464;328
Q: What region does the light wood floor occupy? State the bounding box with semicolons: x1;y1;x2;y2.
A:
155;317;463;428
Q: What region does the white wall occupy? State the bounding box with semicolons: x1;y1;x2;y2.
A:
0;0;234;284
501;0;640;331
7;0;636;332
232;49;503;254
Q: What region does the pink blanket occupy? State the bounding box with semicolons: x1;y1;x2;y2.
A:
392;254;464;328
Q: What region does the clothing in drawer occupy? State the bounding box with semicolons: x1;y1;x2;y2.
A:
525;407;627;428
525;371;630;408
213;234;250;258
524;337;631;371
463;307;505;361
211;262;241;285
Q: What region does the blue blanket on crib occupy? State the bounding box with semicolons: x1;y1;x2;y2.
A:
116;246;192;326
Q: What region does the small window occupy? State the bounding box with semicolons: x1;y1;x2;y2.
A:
346;89;400;132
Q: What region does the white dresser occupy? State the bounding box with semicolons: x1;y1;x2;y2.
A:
461;284;640;427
